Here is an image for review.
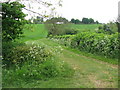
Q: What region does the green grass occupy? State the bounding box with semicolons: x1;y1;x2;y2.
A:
18;24;100;42
3;24;118;88
64;46;118;65
17;24;48;42
23;38;118;88
70;24;101;32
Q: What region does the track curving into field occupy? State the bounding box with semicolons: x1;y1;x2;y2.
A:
25;38;118;88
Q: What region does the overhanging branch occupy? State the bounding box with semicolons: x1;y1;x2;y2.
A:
23;7;43;17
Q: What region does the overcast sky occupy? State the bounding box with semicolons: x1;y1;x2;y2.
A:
22;0;119;23
56;0;119;23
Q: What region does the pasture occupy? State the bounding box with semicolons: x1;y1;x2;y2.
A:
70;24;100;32
3;24;118;88
19;24;48;42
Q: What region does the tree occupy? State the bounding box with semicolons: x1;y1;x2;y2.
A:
70;18;81;24
70;18;75;24
1;0;62;41
89;18;94;24
74;19;81;24
2;0;63;21
45;17;70;36
2;2;27;41
82;18;89;24
95;21;99;24
33;16;44;24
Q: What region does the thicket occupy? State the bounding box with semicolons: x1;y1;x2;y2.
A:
2;2;27;41
45;17;78;36
50;32;119;60
96;22;118;34
2;42;74;86
70;18;99;24
2;1;74;87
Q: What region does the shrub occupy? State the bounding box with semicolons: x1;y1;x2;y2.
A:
2;43;53;68
50;32;119;59
45;18;78;36
2;2;27;41
97;23;118;34
64;28;78;35
71;32;119;59
50;35;74;46
2;42;74;87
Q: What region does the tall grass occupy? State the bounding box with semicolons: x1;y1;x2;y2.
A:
2;41;74;87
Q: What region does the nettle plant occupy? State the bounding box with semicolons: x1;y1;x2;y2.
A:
2;41;64;67
3;45;50;67
3;43;73;81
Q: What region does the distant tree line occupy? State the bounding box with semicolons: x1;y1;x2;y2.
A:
97;22;118;34
70;17;99;24
45;17;78;36
27;16;100;25
28;16;44;24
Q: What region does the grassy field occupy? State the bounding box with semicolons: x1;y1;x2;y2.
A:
21;24;100;40
70;24;101;32
17;24;100;42
5;38;117;88
3;24;118;88
19;24;48;42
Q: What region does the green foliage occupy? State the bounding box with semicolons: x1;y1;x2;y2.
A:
19;24;48;42
89;18;94;24
81;17;99;24
70;24;100;32
108;22;118;33
2;43;53;68
97;23;118;34
2;42;74;87
3;58;74;87
71;32;119;59
82;18;90;24
71;18;96;24
2;2;27;41
50;32;119;59
33;16;44;24
50;35;74;46
64;28;78;35
45;17;78;36
70;18;81;24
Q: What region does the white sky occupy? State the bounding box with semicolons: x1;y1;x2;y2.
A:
1;0;119;23
21;0;119;23
56;0;120;23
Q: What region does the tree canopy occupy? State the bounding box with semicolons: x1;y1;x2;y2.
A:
2;2;27;41
45;17;77;36
70;18;99;24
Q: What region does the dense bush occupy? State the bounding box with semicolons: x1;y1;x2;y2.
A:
49;35;74;46
45;23;78;36
45;17;78;36
3;56;73;82
3;43;52;68
50;32;119;59
71;32;119;59
3;42;74;86
2;2;27;41
64;28;78;35
97;23;118;34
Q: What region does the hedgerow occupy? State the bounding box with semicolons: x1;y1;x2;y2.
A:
71;32;119;59
50;32;119;59
2;42;74;86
